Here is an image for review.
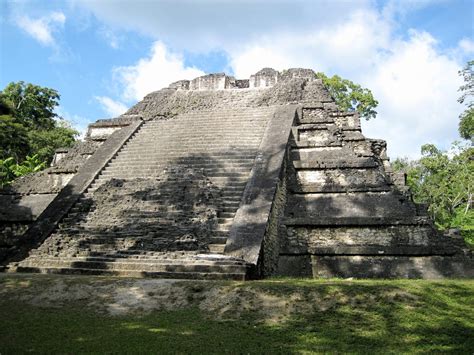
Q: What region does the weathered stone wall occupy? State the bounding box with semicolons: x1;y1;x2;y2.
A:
281;225;455;255
0;223;29;264
276;103;472;279
260;150;289;277
119;69;331;121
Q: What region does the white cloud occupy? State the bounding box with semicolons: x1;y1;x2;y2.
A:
15;11;65;47
95;96;128;117
229;9;390;79
99;26;121;49
76;0;373;52
458;38;474;54
113;41;204;101
55;106;90;140
78;1;469;158
361;30;463;158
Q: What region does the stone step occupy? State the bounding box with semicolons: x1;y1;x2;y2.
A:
124;139;262;146
115;148;258;154
291;157;378;169
120;143;261;150
86;184;246;195
106;160;256;168
208;244;225;253
102;166;252;175
217;217;234;225
114;150;259;157
110;153;257;159
137;124;266;130
128;133;264;139
107;163;255;170
139;123;265;129
22;252;245;263
127;140;262;146
77;249;222;259
89;179;248;188
67;204;238;216
12;265;246;280
215;225;231;232
89;176;249;183
221;206;239;213
142;116;268;121
98;170;250;177
82;190;244;200
107;162;256;169
58;220;236;233
102;164;254;171
122;138;259;145
18;256;245;271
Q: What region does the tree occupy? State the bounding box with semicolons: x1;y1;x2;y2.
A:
0;115;30;162
0;155;45;187
316;72;379;120
0;82;79;184
393;143;473;246
0;81;60;130
27;123;78;163
458;60;473;141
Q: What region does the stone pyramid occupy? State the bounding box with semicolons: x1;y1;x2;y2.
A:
0;68;472;279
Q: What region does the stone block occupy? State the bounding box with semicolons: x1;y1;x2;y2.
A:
290;146;344;161
190;73;227;90
280;225;453;255
290;168;389;193
291;157;378;169
249;68;279;88
332;113;361;130
0;194;57;221
286;192;418;219
88;126;124;140
276;255;313;277
310;255;474;279
169;80;190;90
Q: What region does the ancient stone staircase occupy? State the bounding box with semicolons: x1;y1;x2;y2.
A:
12;107;275;279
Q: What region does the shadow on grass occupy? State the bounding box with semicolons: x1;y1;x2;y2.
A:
1;280;473;354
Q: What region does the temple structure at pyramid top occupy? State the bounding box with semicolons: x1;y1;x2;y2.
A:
0;68;472;280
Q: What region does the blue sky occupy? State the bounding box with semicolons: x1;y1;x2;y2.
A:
1;0;473;158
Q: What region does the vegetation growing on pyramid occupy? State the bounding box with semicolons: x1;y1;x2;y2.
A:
315;72;379;120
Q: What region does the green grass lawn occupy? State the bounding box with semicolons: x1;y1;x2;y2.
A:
0;275;473;354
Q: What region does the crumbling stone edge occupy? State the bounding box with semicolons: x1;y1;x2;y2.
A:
224;104;298;267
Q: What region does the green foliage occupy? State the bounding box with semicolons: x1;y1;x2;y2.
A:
0;157;17;187
0;82;79;186
316;72;379;120
459;107;473;141
394;143;473;237
0;81;60;130
0;155;45;187
458;60;473;141
27;125;78;164
12;154;46;176
0;114;30;162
